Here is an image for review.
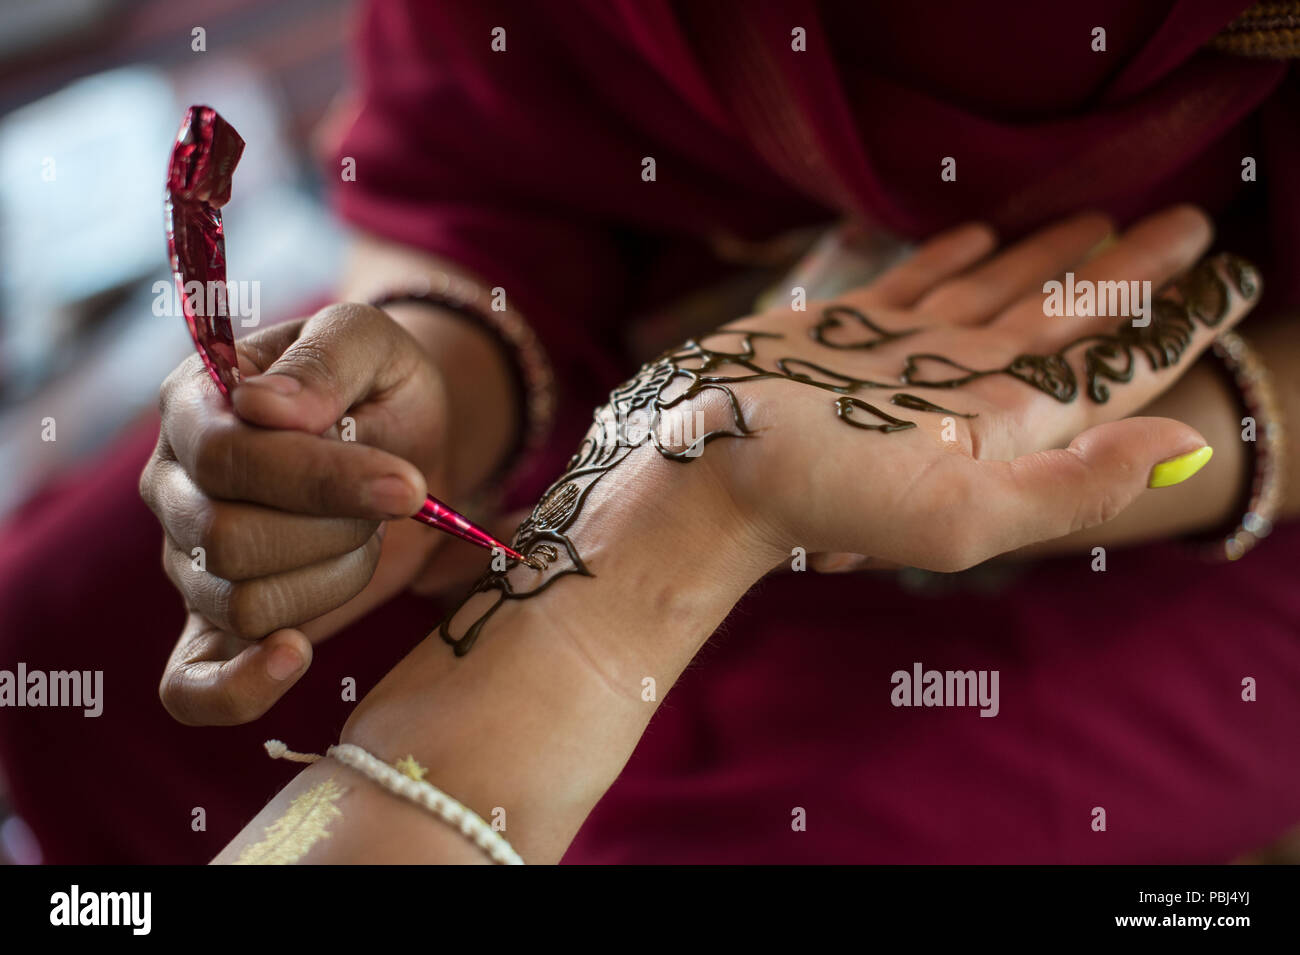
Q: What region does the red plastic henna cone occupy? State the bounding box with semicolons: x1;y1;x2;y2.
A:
165;105;242;397
164;105;533;567
414;498;531;565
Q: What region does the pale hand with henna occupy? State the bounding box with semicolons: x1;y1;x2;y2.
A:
439;205;1257;647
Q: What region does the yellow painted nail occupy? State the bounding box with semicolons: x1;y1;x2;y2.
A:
1148;446;1213;488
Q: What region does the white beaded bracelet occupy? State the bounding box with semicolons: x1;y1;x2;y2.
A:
264;740;525;865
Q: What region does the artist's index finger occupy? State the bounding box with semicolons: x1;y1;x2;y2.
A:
167;396;426;519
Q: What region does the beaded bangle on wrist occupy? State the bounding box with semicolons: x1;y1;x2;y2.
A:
1203;330;1286;562
370;273;555;485
265;740;525;865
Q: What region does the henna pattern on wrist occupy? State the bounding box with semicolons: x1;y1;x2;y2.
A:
437;254;1256;655
437;328;960;655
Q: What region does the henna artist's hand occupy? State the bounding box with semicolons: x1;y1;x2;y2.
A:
141;304;460;724
692;205;1260;572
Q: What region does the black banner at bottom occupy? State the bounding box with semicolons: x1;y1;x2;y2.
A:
0;864;1287;942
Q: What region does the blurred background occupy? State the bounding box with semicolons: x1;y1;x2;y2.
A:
0;0;356;862
0;0;353;520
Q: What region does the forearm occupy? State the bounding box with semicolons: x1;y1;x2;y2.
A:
214;444;776;864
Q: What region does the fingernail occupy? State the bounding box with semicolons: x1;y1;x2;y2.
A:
1149;446;1213;488
265;645;304;681
243;374;301;396
364;476;416;516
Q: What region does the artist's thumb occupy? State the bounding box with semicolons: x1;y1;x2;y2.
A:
161;615;314;726
232;303;409;435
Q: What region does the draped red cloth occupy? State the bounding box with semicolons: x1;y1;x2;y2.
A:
1;0;1297;862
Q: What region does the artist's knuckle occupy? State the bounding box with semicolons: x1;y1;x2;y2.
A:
159;671;198;725
352;302;392;330
198;506;244;578
158;355;202;418
138;456;161;512
157;676;181;718
342;302;404;361
354;518;383;552
155;383;172;420
329;541;378;604
223;583;270;639
159;542;185;590
191;423;237;494
352;536;385;587
282;340;338;392
361;528;385;566
326;301;393;342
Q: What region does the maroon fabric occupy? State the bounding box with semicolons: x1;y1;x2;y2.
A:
1;0;1297;862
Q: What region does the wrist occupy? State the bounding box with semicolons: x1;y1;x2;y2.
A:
337;444;774;861
532;441;777;682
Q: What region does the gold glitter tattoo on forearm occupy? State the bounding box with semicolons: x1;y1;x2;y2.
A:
234;777;346;865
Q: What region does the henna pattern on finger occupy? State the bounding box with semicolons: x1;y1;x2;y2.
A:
898;255;1258;404
889;394;978;417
